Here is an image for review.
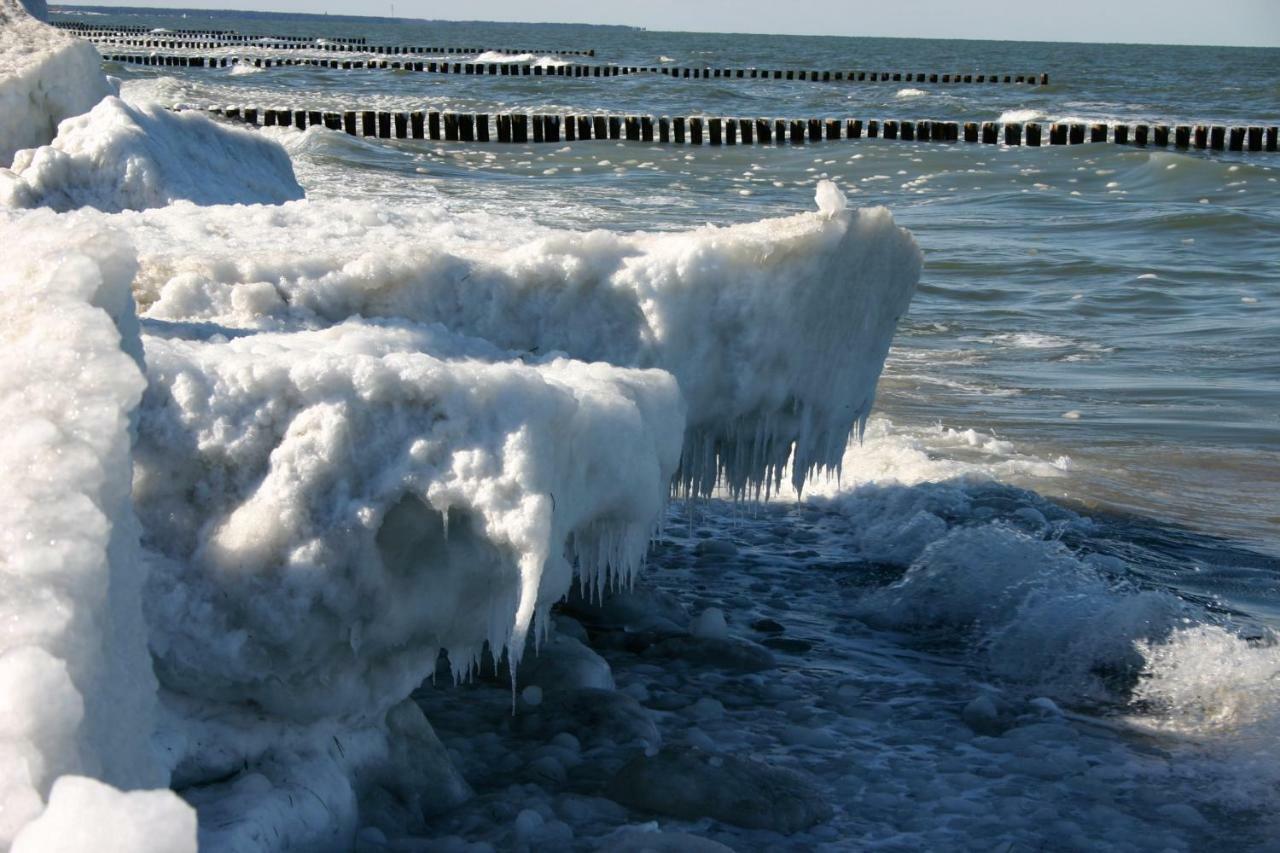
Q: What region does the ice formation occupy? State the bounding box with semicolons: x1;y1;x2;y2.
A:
0;217;195;850
0;0;110;165
136;319;684;718
123;183;921;497
0;7;925;847
0;186;918;848
1;97;304;211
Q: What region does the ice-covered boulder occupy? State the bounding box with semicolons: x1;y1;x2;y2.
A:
0;0;111;165
0;216;194;848
2;97;304;211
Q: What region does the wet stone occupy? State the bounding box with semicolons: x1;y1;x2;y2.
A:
644;635;777;672
602;828;739;852
762;637;815;654
511;688;661;753
694;539;739;558
606;747;832;834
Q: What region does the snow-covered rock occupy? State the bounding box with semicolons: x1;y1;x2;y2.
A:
2;97;304;211
0;0;111;165
0;34;920;839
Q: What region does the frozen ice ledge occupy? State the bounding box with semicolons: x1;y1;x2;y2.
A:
1;191;919;851
0;4;921;848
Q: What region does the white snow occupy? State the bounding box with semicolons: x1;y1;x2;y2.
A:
0;179;917;848
0;0;111;166
2;97;304;211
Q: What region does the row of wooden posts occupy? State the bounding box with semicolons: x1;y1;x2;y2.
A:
86;36;597;56
54;22;367;44
205;106;1280;153
106;53;1048;85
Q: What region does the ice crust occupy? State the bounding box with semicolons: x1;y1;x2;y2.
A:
0;0;110;165
1;97;304;211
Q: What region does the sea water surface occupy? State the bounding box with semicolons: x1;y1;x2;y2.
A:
57;6;1280;851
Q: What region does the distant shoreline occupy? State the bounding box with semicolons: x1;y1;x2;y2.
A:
49;4;645;30
48;5;1279;49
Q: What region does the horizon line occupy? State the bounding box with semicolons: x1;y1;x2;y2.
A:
50;3;1280;50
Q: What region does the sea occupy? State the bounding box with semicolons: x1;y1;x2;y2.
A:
50;6;1280;851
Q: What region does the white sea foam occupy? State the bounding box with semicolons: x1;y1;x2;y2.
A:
1135;625;1280;734
997;108;1044;124
895;87;927;98
474;50;533;63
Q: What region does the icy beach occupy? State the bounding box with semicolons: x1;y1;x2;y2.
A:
2;2;1278;851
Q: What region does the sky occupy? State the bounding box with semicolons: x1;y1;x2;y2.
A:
66;0;1280;47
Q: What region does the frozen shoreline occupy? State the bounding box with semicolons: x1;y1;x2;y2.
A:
3;3;1278;850
0;4;924;848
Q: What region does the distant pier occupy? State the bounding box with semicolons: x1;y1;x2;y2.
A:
103;51;1047;85
197;105;1280;154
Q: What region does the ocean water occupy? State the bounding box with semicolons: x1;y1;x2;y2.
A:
50;7;1280;851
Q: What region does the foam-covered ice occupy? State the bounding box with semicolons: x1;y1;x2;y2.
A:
1;97;303;211
0;0;111;165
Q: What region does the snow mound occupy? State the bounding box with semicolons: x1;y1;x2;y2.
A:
0;216;193;849
128;180;920;497
0;0;111;165
1;97;304;212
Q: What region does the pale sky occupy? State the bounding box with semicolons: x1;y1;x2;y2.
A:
67;0;1280;47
